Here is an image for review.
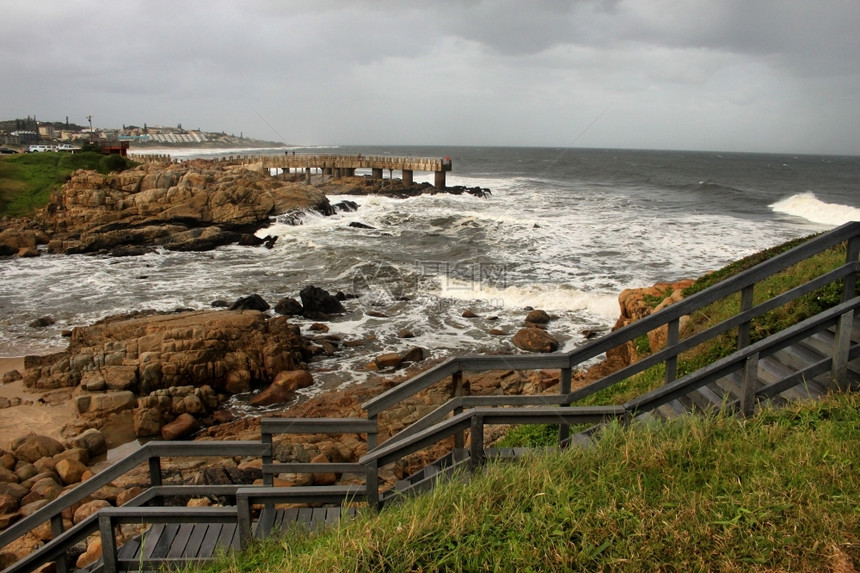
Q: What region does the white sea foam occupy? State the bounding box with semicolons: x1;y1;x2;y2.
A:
433;278;620;318
770;192;860;226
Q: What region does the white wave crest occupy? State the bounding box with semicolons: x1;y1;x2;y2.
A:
433;278;619;318
770;192;860;226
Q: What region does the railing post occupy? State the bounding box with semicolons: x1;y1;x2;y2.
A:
738;284;755;350
452;371;465;455
832;235;860;389
558;367;572;445
740;352;759;417
365;460;380;511
149;455;162;486
665;318;680;384
99;513;118;573
366;415;378;451
261;432;273;486
469;413;484;472
51;514;68;573
237;491;252;549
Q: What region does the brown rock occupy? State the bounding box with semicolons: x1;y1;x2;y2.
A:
14;464;37;483
0;482;28;500
160;413;201;441
76;537;103;569
512;328;559;353
525;309;551;324
401;347;427;364
55;459;87;485
462;309;478;318
116;486;144;507
70;429;107;458
12;434;65;464
249;370;314;407
0;493;19;514
374;353;403;369
134;406;165;437
54;447;90;467
18;499;50;517
21;477;63;505
0;466;19;484
310;454;337;486
73;499;112;524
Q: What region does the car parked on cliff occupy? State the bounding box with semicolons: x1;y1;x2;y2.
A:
57;143;80;152
0;147;18;154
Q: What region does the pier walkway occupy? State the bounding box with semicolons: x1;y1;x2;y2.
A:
129;153;454;188
2;223;859;572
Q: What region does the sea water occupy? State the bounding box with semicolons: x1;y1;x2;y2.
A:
1;146;858;395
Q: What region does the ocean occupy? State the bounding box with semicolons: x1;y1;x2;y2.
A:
2;145;859;397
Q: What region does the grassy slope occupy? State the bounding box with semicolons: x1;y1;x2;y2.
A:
184;235;860;572
192;394;860;572
0;152;134;217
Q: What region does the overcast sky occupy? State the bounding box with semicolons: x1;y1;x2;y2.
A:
2;0;858;154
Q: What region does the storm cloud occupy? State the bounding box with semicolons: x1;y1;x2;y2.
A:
2;0;858;154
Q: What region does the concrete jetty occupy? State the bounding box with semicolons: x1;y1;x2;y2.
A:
260;154;453;188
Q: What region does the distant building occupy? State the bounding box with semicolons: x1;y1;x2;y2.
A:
10;130;39;144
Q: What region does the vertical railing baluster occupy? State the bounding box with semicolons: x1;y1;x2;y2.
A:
665;318;680;384
738;284;755;351
740;352;760;417
833;235;860;389
452;371;465;457
558;367;572;446
469;413;484;471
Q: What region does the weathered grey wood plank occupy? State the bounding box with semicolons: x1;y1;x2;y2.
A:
166;523;195;559
183;523;210;559
146;523;176;560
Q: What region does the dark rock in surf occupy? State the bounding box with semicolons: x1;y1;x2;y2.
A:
237;234;265;247
333;200;359;212
229;294;270;312
348;222;375;230
299;286;346;317
28;316;55;329
275;297;303;316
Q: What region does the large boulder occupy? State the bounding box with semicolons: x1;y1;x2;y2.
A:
512;328;560;353
249;370;314;407
12;435;65;464
161;413;201;441
299;286;346;317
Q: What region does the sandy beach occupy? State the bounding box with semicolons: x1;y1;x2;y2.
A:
0;356;77;451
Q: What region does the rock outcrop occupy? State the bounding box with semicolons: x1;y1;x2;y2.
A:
22;308;313;438
3;162;332;256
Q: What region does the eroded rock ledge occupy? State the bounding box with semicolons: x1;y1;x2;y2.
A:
1;161;332;256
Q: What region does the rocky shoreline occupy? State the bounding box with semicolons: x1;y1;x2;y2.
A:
0;158;693;567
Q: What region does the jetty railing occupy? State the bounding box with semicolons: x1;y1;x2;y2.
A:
361;221;860;456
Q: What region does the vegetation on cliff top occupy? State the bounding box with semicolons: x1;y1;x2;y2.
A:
0;151;134;217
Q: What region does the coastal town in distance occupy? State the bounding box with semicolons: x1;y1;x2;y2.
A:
0;115;283;153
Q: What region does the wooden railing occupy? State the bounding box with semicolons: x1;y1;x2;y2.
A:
362;221;860;436
359;297;860;508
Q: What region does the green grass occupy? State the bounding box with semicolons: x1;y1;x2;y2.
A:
188;392;860;572
0;151;135;217
565;236;853;410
